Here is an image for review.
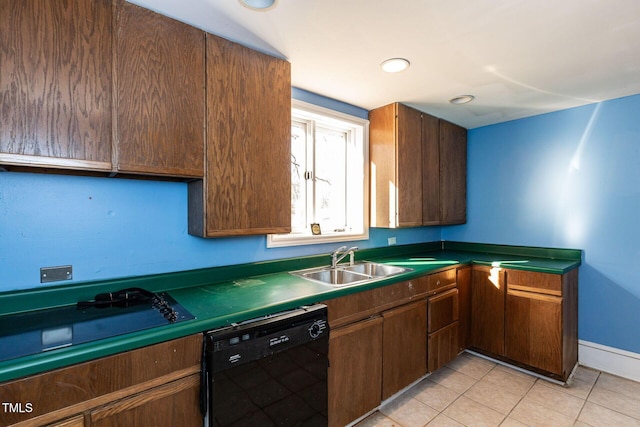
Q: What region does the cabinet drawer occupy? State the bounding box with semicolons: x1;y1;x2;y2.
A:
428;288;459;333
323;278;429;328
507;269;562;296
426;269;457;295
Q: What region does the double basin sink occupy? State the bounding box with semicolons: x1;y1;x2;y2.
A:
291;261;412;287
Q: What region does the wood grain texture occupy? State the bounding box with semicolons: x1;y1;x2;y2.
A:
439;119;467;224
505;289;562;375
470;266;505;356
322;277;429;328
328;316;383;427
562;268;579;379
114;0;204;178
382;300;427;399
428;322;459;372
426;268;457;295
199;33;291;236
0;335;202;426
395;103;423;226
0;0;112;167
507;269;563;295
90;374;201;427
49;415;85;427
427;288;459;333
457;267;471;351
422;112;440;225
369;103;397;227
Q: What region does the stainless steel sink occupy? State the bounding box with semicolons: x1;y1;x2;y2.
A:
301;269;371;285
342;261;409;277
291;262;413;287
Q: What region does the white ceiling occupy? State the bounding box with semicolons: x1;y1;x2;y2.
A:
129;0;640;129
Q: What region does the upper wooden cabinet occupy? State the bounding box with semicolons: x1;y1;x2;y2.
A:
0;0;113;171
370;103;423;227
113;0;205;178
369;102;467;227
439;119;467;224
188;34;291;237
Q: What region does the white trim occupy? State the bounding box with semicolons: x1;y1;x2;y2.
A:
267;99;370;248
579;339;640;382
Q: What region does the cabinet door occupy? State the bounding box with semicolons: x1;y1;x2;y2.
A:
0;335;201;426
114;0;205;178
439;119;467;224
369;103;422;228
50;415;85;427
396;104;423;227
428;322;459;372
505;289;563;375
190;33;291;237
457;267;472;352
0;0;112;171
328;317;383;427
90;374;202;427
470;266;505;356
422;113;440;225
382;300;427;399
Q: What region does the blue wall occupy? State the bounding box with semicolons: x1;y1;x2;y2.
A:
0;89;440;292
443;94;640;354
4;85;639;356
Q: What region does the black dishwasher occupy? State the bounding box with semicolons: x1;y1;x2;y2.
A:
204;304;329;427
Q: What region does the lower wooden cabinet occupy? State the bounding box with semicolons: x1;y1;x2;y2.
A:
428;322;460;373
469;266;506;356
50;415;85;427
469;266;578;380
457;266;472;352
505;289;562;374
504;268;578;379
382;300;427;399
427;287;460;372
328;316;383;427
0;334;203;427
90;374;202;427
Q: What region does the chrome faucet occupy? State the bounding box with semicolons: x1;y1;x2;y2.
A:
330;245;358;268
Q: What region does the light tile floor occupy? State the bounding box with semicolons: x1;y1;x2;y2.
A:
355;352;640;427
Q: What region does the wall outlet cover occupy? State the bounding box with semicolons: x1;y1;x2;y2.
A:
40;265;73;283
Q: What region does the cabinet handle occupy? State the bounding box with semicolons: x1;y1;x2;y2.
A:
508;288;562;303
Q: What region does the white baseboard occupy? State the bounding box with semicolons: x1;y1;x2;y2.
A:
579;340;640;382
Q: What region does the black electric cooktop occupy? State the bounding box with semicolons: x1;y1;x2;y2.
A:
0;290;195;363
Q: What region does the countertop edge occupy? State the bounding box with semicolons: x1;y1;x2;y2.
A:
0;244;581;383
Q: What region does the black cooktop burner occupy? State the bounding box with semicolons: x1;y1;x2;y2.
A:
0;291;195;363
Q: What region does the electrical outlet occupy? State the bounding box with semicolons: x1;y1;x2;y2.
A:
40;265;73;283
388;237;397;246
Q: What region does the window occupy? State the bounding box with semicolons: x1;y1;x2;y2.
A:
267;99;369;247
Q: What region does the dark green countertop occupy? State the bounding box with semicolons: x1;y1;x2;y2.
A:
0;241;581;383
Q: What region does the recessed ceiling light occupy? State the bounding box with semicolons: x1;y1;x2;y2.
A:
239;0;277;11
381;58;410;73
449;95;475;105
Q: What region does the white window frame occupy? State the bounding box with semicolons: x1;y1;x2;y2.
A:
267;99;369;248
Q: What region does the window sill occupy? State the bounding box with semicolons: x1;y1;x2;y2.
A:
267;229;369;248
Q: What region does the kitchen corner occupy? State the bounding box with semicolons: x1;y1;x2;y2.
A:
0;241;580;384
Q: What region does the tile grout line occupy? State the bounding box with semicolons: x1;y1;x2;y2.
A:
434;357;500;426
495;372;537;427
573;370;600;427
583;371;640;423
